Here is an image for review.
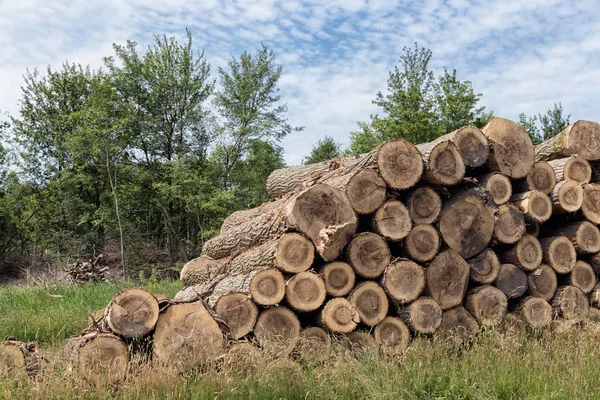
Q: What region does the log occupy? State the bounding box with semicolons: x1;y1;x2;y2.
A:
586;252;600;277
254;307;301;356
535;120;600;161
321;261;356;297
439;306;479;337
539;236;577;274
550;180;583;214
495;264;528;299
417;140;465;185
345;233;391;278
482;116;535;179
478;173;512;205
374;317;411;353
439;187;496;258
425;250;470;310
427;125;489;168
497;235;542;271
207;268;285;307
403;224;440;262
468;248;501;284
552;285;589;321
318;298;360;334
510;191;552;223
153;301;225;365
513;162;556;195
213;293;258;340
105;288;159;339
345;170;387;214
519;297;552;328
548;157;592;183
0;339;41;378
64;332;128;384
381;259;426;304
550;221;600;255
180;256;227;287
285;271;327;312
464;285;508;326
526;220;540;237
373;200;412;241
406;186;442;224
221;195;290;233
568;260;596;294
527;265;558;301
348;281;389;327
581;184;600;224
589;283;600;307
398;297;442;334
296;327;331;362
493;204;525;245
343;332;377;351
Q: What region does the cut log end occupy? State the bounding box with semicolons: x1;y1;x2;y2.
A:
346;233;391;279
320;298;360;333
402;297;442;334
214;293;259;340
552;286;589;321
75;334;128;384
426;250;470;310
249;268;286;306
439;306;478;337
374;317;410;352
452;126;489;168
107;288;159;339
554;157;592;183
374;200;412;241
349;281;389;327
275;233;315;273
377;140;423;190
540;236;577;274
527;265;558;301
404;224;440;262
511;191;552;223
482;117;535;179
406;186;442;224
582;184;600;224
494;204;525;245
465;285;508;326
552;180;584;214
480;173;512;205
423;141;466;186
0;342;26;378
569;261;596;294
468;248;501;284
495;264;528;299
560;121;600;160
254;307;301;356
520;297;553;328
526;162;556;194
346;170;387;214
322;261;356;297
382;260;425;304
498;235;542;272
285;271;327;312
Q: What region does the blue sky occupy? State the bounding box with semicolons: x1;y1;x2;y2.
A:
2;0;600;165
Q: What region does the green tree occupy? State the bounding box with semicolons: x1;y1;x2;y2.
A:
435;68;484;133
538;102;570;140
303;136;341;164
518;113;541;145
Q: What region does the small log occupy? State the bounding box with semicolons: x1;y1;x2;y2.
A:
527;265;558;301
539;236;577;274
403;224;440;262
348;281;389;327
589;283;600;307
345;170;387;214
207;268;286;307
426;125;489;168
398;297;442;334
550;180;584;214
417;140;465;186
321;261;356;297
482;116;535;179
373;200;412;241
493;204;526;245
464;285;508;326
254;307;301;356
425;250;470;310
552;285;589;321
318;298;360;334
468;248;501;284
105;288;159;339
285;271;327;312
519;297;552;328
495;264;528;299
568;260;596;294
439;187;496;258
381;259;426;304
497;235;542;271
214;293;258;340
535;120;600;161
478;173;512;205
180;256;227;287
510;191;552;223
513;162;556;195
406;186;442;224
374;317;411;353
548;157;592;183
550;221;600;255
582;184;600;224
439;306;479;337
346;233;391;278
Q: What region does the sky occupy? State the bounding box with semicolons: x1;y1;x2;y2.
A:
1;0;600;166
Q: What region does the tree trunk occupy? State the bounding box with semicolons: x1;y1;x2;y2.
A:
464;285;508;326
497;235;542;271
417;140;465;186
381;259;426;304
519;297;552;328
405;186;442;224
348;281;389;327
493;204;526;245
535;120;600;161
552;285;589;321
285;271;327;312
374;317;411;353
482;117;535;179
548;157;592;183
373;200;412;241
254;307;301;356
207;268;285;307
527;264;558;301
213;293;258;340
539;236;577;274
468;248;501;284
581;184;600;224
510;191;552;223
439;187;496;258
478;173;512;205
439;306;479;337
345;233;391;278
397;297;442;334
495;264;528;299
180;256;228;288
345;170;387;214
220;195;291;233
320;261;356;297
427;125;489;168
403;224;440;262
513;162;556;195
550;180;583;214
549;221;600;254
105;288;159;339
425;250;470;310
105;151;126;282
318;298;360;333
567;260;596;294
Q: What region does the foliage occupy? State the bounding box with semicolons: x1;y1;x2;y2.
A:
518;102;571;145
303;136;341;164
519;112;542;145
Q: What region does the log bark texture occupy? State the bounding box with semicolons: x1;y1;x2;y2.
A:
548;157;592;183
180;256;228;288
207;268;285;307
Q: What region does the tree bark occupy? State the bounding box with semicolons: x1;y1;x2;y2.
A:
527;264;558;301
519;297;552;328
318;298;360;333
348;281;389;327
220;195;291;233
254;307;301;356
548;157;592;183
482;117;535;179
494;264;528;299
427;125;489;168
478;173;512;205
417;140;465;186
345;233;391;279
213;293;258;340
493;204;526;245
535;120;600;161
513;162;556;195
539;236;577;274
549;221;600;254
439;306;479;337
510;191;552;223
374;317;411;353
550;180;584;214
180;256;228;288
497;235;542;271
381;259;426;304
285;271;327;312
373;200;412;241
552;285;589;321
320;261;356;297
567;260;596;294
403;224;440;262
425;250;470;310
468;248;501;284
105;288;159;339
464;285;508;326
405;186;442;224
397;297;442;334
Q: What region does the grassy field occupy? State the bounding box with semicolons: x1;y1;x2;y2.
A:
2;282;600;399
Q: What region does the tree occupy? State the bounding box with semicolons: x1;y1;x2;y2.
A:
303;136;341;164
518;113;541;145
538;102;570;140
435;68;485;133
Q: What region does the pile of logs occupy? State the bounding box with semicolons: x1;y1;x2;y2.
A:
65;255;109;283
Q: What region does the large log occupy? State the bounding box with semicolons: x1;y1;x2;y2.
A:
398;297;442;334
548;157;592;183
381;259;426;304
373;200;412;241
213;293;258;340
482;117;534;179
497;235;542;271
180;256;227;288
581;184;600;224
568;260;596;294
254;307;301;356
285;271;327;312
550;180;583;214
478;173;512;205
105;288;159;339
468;248;501;284
493;204;525;245
405;186;442;224
348;281;389;327
417;140;465;185
510;191;552;223
439;187;496;258
539;236;577;274
403;224;440;262
527;264;558;301
425;250;470;310
439;306;478;337
550;221;600;255
519;297;552;328
318;298;360;334
427;125;489;168
345;233;391;278
344;170;387;214
552;285;589;321
374;317;411;353
221;195;290;233
513;162;556;195
495;264;528;299
206;268;285;307
535;120;600;161
320;261;356;297
464;285;508;326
